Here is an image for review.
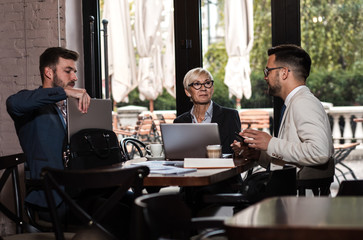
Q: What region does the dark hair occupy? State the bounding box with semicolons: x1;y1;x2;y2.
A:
39;47;79;83
267;44;311;81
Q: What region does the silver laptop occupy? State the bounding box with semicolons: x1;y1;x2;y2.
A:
67;98;112;142
160;123;221;160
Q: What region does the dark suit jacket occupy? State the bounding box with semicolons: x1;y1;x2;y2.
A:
174;102;241;154
7;87;67;207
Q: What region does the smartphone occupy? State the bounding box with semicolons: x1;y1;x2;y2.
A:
234;132;245;143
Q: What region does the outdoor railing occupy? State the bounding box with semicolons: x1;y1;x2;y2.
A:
121;104;363;146
328;106;363;144
240;105;363;145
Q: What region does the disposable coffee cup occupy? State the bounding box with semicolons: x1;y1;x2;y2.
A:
206;144;222;158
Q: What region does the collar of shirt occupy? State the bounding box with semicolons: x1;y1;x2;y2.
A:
284;85;306;106
56;99;67;125
191;100;213;123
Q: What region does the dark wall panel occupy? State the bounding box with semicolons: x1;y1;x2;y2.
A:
82;1;102;99
271;0;300;136
174;0;203;116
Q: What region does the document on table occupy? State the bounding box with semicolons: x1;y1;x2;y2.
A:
184;158;235;168
131;161;196;175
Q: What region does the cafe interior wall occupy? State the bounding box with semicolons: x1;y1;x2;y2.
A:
0;0;83;235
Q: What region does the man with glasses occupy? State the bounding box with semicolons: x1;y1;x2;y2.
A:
233;44;334;182
174;67;241;154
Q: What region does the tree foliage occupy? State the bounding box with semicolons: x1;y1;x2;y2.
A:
301;0;363;71
203;41;236;108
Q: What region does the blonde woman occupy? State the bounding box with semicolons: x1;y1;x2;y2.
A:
174;67;241;154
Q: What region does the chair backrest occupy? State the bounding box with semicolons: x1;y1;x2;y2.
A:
162;113;176;124
337;180;363;196
0;153;27;234
134;193;194;240
297;177;334;196
241;166;297;203
120;137;150;160
41;165;149;240
266;166;297;197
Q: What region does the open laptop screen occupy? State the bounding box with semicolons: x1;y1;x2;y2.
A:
160;123;221;160
67;98;112;142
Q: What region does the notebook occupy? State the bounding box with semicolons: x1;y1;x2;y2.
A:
160;123;221;160
67;98;112;142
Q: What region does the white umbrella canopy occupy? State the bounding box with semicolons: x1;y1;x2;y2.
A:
135;0;164;108
224;0;254;104
162;0;176;98
103;0;137;103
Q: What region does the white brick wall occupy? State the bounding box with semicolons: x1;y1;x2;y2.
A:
0;0;66;156
0;0;66;235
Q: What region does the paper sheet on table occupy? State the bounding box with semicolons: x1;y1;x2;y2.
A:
132;161;195;174
184;158;235;169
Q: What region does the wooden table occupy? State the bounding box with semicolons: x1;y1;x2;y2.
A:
225;196;363;240
334;142;360;150
127;157;256;216
126;157;256;187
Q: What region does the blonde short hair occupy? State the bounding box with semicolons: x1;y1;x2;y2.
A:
183;68;213;89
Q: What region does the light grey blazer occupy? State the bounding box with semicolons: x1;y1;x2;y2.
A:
259;86;334;180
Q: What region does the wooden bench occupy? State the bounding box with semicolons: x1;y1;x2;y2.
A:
162;113;176;124
239;110;270;133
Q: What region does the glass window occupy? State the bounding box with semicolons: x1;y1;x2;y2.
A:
301;1;363;106
100;0;176;111
201;0;273;109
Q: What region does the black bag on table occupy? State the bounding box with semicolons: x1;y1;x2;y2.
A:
64;128;126;170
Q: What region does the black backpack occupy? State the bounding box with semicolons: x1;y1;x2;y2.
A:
64;128;126;170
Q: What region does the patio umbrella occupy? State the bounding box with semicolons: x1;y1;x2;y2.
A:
224;0;254;108
103;0;137;103
135;0;164;111
163;0;176;98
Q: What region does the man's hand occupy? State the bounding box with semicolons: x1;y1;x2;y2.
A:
231;140;245;157
64;87;91;113
241;129;272;151
231;139;261;160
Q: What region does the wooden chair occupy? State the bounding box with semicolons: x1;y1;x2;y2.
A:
239;110;270;133
41;165;149;240
161;112;176;124
133;193;225;240
112;113;134;139
0;153;57;239
0;153;27;234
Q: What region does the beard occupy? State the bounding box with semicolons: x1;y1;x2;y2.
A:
52;73;75;88
268;83;281;96
52;73;64;88
267;75;281;96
